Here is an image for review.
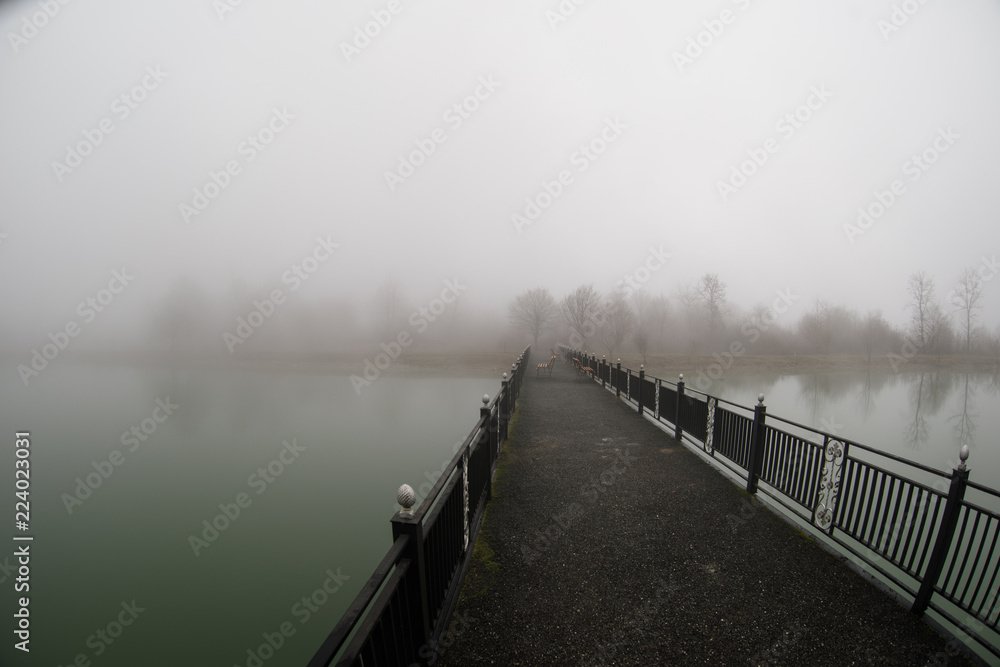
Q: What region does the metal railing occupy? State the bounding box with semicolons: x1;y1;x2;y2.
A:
308;346;531;667
571;350;1000;660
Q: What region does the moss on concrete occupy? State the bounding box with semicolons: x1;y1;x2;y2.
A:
457;511;500;603
454;411;524;604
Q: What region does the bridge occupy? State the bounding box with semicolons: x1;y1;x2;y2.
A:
308;347;999;666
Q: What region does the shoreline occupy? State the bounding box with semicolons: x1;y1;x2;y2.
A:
607;352;1000;380
6;349;1000;378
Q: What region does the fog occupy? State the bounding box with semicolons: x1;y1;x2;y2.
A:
3;0;1000;366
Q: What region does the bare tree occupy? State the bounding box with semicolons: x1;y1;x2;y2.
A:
648;294;669;351
508;287;558;351
561;284;603;347
376;279;401;329
633;328;650;365
907;271;935;347
799;299;832;353
630;289;652;330
951;267;983;353
630;289;656;358
599;290;635;358
697;273;727;332
924;302;954;360
674;282;699;326
862;310;889;365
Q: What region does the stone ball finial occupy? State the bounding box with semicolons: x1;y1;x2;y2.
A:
640;364;644;371
482;394;490;405
678;373;683;380
397;484;416;517
503;372;508;379
758;393;765;405
960;445;970;470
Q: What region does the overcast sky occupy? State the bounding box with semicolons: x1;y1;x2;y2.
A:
2;0;999;341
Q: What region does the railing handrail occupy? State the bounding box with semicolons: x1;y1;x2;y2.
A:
580;352;974;481
310;345;531;666
967;479;1000;500
712;394;756;411
306;534;410;667
571;348;1000;661
336;558;413;667
410;416;488;522
764;413;955;479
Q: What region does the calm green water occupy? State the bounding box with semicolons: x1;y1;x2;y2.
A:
0;364;499;667
698;370;1000;493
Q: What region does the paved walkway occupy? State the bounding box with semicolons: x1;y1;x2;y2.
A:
440;359;976;666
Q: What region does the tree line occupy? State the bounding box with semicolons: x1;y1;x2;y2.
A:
508;268;1000;362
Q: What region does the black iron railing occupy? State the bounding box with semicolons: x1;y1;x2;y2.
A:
571;350;1000;660
308;346;531;667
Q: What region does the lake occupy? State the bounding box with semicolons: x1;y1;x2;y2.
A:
0;363;500;667
695;369;1000;494
2;363;998;666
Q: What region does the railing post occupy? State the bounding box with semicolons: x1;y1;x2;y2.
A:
654;378;660;420
481;395;494;501
813;435;847;535
626;368;632;401
637;365;644;414
616;359;622;398
461;449;470;551
705;397;716;455
601;355;607;388
391;485;430;643
746;393;767;494
500;372;510;441
912;446;971;616
674;374;684;441
510;363;518;408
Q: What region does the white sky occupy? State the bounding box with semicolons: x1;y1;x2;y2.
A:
2;0;999;339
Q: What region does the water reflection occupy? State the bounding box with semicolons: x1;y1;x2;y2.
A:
901;373;957;452
148;367;285;438
713;374;782;401
852;372;900;420
948;374;977;452
793;372;894;424
778;371;996;454
714;370;999;477
903;373;931;451
155;368;212;434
